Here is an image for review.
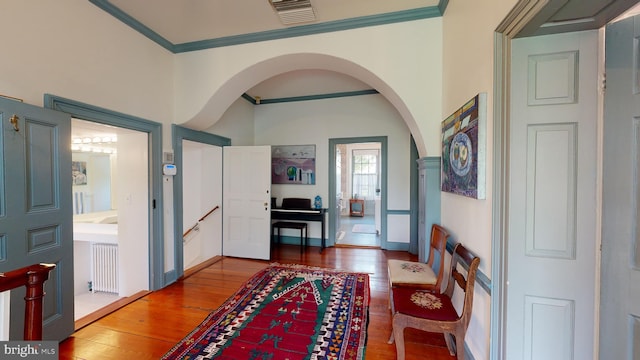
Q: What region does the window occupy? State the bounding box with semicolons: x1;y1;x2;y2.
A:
352;149;379;199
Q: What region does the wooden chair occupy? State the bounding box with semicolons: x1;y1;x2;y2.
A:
387;224;449;312
389;243;480;360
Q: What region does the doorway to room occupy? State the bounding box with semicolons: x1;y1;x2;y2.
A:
181;139;222;272
71;118;150;322
333;141;382;247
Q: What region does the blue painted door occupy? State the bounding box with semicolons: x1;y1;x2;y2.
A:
0;98;74;340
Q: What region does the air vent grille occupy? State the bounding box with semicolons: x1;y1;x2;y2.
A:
270;0;316;25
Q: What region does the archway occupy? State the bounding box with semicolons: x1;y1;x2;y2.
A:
177;53;428;157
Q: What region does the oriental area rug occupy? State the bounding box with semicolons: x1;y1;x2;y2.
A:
162;263;370;360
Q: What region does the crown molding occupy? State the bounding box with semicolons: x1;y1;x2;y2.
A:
89;0;444;53
89;0;174;52
243;89;379;105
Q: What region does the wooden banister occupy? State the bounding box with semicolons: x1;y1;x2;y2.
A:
183;205;220;238
0;263;55;340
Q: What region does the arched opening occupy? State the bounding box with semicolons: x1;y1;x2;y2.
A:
177;53;428;157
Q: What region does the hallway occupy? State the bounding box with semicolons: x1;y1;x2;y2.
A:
59;245;455;360
335;214;380;247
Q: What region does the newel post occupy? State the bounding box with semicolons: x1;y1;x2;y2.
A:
0;263;56;340
23;264;55;340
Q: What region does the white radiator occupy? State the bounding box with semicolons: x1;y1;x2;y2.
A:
91;243;118;294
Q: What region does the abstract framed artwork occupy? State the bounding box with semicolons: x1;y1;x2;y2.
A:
72;161;88;185
271;144;316;185
441;93;487;199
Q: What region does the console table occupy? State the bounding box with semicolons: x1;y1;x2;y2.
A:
349;199;365;217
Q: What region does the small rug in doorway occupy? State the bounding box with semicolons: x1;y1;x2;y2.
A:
352;224;377;234
162;263;370;360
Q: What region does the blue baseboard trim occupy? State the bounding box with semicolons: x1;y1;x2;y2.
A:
384;242;410;251
446;240;491;295
163;269;177;286
274;236;323;248
465;342;475;360
275;236;410;252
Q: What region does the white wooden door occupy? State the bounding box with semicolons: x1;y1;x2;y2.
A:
222;146;271;260
600;14;640;359
507;31;599;359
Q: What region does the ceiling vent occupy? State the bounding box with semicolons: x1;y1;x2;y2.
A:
270;0;316;25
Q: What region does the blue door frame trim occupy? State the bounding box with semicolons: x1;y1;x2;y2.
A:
170;125;231;283
328;136;388;249
44;94;165;291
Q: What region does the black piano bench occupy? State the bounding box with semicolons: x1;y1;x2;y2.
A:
272;221;308;253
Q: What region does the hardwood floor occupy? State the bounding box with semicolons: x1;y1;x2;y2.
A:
336;215;380;247
59;245;456;359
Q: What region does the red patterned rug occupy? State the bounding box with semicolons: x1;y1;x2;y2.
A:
162;263;370;360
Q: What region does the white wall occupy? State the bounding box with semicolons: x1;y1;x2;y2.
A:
208;98;255;145
1;1;174;132
173;18;443;157
182;140;223;268
253;94;411;244
441;0;519;358
116;130;150;296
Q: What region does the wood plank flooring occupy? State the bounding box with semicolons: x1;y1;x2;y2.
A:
59;245;456;359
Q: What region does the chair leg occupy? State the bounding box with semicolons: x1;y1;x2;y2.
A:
299;227;304;253
272;225;276;245
387;329;395;344
391;315;406;360
304;226;308;250
443;332;456;357
387;287;395;344
389;286;396;313
455;332;465;360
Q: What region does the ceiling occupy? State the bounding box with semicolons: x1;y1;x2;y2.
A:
76;0;639;140
105;0;440;44
517;0;640;37
90;0;640;103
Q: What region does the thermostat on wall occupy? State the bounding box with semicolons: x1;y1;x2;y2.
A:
163;163;177;176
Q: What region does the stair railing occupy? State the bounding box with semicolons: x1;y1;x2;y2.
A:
0;263;55;340
183;205;220;240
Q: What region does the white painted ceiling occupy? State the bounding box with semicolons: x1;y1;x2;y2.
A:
98;0;441;101
76;0;640;140
107;0;439;44
97;0;640;100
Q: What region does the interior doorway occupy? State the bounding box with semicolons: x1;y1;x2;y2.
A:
181;139;222;271
71;118;150;321
334;142;382;247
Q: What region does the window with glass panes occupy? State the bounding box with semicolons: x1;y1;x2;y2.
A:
352;149;379;199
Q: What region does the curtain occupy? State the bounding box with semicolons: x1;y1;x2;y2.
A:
352;149;379;200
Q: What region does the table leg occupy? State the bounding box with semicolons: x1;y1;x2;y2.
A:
320;216;325;253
